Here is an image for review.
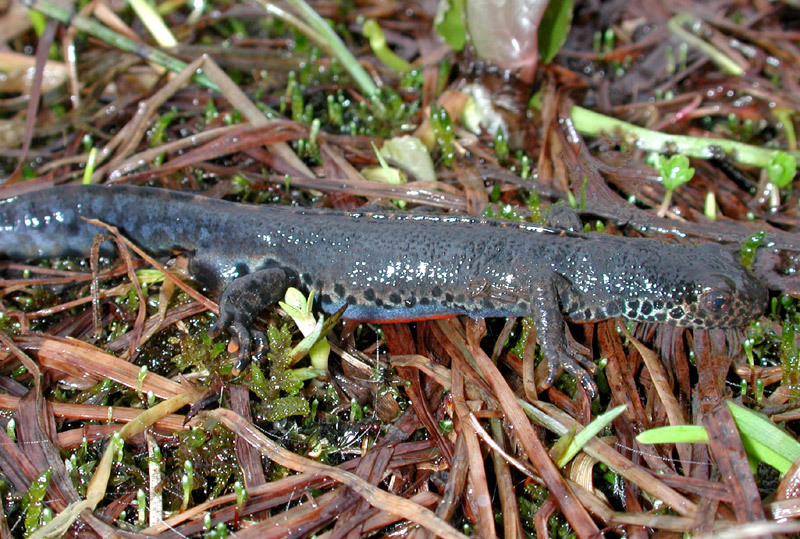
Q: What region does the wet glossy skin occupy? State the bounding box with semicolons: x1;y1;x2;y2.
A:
0;185;768;393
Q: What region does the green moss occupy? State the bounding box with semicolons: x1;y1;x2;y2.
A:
430;106;455;167
172;422;239;510
246;324;316;421
780;313;800;402
22;468;51;537
740;230;766;269
519;483;574;538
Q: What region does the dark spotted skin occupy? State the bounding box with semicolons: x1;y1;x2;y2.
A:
0;185;768;395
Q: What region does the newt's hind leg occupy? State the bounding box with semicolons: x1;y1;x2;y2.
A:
531;274;598;398
208;267;298;372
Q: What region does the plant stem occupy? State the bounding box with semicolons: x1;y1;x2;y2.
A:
668;13;744;76
657;189;673;218
282;0;384;109
570;105;800;169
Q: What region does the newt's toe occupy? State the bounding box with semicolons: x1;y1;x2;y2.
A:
542;351;598;399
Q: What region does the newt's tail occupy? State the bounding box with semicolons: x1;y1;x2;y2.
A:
0;184;197;260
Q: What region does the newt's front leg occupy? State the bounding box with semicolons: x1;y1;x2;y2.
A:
208;267;298;371
531;274;598;398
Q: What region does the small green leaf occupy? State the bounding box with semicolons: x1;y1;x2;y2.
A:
727;400;800;474
767;151;797;188
638;402;800;476
362;166;406;185
362;141;408;185
135;269;165;284
434;0;466;51
279;287;316;335
636;425;710;445
350;397;364;421
656;154;695;191
538;0;574;63
381;136;436;182
279;367;327;395
555;404;627;467
362;19;412;72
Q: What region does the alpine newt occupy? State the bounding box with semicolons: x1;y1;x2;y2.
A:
0;185;768;394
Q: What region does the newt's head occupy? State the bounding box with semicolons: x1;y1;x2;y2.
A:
622;242;768;329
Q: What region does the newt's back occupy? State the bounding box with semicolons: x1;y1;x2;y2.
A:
0;184;768;394
0;184;767;330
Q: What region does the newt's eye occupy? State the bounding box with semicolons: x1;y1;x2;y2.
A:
703;290;731;312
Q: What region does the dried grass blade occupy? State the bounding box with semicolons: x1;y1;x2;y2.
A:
449;319;600;536
451;363;495;536
526;400;698;517
0;394;186;431
30;391;194;538
618;323;692;463
38;337;185;399
208;408;467;539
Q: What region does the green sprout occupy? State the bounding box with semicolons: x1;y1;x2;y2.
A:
206;522;229;538
519;154;531;180
6;418;15;441
151;444;162;466
654;154;694;217
327;94;344;125
743;337;755;366
780;318;800;398
349;397;364;421
181;460;194;512
81;147;97;185
279;287;331;370
362;142;407;185
24;468;52;537
362;19;411;72
740;229;765;269
135;488;147;525
430;106;456;167
767;151;797;189
493;130;509;162
137;365;148;391
113;432;124;462
704;191;717;220
308;118;321;156
205;98;218;123
754;378;765;404
234;480;248;513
